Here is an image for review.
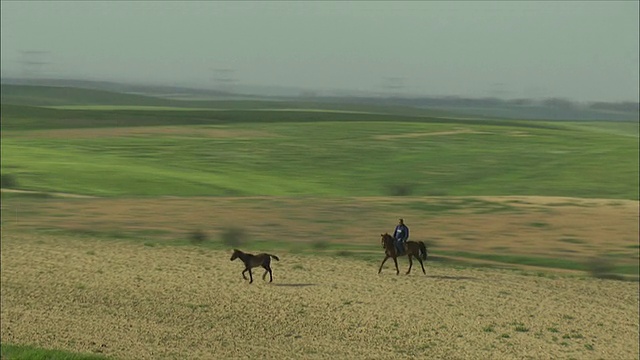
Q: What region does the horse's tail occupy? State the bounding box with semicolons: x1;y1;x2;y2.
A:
418;242;428;261
268;254;280;261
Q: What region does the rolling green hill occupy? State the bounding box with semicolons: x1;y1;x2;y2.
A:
2;120;637;199
1;85;638;200
0;84;470;119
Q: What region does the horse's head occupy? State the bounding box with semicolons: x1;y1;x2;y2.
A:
230;249;240;261
380;233;394;248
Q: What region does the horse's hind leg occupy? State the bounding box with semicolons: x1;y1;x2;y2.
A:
418;258;426;275
262;265;273;282
393;256;399;275
406;255;413;275
378;256;389;274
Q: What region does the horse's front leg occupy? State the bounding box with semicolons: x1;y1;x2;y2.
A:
406;255;413;274
248;268;254;284
393;256;399;275
242;268;249;280
378;256;389;274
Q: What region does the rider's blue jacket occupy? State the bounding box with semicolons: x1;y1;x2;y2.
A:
394;224;409;242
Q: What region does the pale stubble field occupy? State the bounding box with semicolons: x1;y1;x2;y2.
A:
1;229;638;360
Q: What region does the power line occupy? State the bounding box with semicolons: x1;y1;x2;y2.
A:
382;76;405;97
211;68;236;93
19;50;51;79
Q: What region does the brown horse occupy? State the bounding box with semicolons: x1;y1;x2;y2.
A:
378;233;428;275
230;249;280;284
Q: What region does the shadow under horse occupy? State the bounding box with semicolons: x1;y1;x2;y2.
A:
378;233;428;275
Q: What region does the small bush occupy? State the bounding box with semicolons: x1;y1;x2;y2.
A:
529;221;549;228
386;183;415;196
220;227;246;247
336;250;353;257
587;256;623;280
483;325;495;333
311;240;330;250
189;229;208;245
515;325;529;332
1;174;18;188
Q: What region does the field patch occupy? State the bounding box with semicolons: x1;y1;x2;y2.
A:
3;120;638;199
6;125;280;140
1;343;108;360
374;128;492;139
1;195;637;277
1;233;638;359
4;121;639;199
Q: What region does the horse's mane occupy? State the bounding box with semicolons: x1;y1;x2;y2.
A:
381;233;395;243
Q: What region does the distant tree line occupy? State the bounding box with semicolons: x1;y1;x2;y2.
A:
587;101;639;112
318;95;639;113
4;76;637;114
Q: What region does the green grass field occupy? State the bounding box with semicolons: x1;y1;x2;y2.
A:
0;84;468;118
2;119;638;199
0;343;108;360
2;85;638;199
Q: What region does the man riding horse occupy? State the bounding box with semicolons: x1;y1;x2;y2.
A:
393;218;409;255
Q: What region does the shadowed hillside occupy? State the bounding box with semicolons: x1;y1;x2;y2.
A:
2;78;638;121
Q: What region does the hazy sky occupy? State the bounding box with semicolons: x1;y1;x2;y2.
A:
1;1;638;102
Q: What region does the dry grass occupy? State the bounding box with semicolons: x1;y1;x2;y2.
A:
372;128;539;140
2;195;637;265
6;126;280;140
1;232;638;360
373;128;491;140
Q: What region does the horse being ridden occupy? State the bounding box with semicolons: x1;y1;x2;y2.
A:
378;233;428;275
230;249;280;283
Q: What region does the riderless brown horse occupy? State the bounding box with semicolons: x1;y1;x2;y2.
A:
230;249;280;283
378;233;428;275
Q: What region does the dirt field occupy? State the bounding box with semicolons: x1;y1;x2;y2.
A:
1;195;638;359
2;195;638;266
1;232;638;360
